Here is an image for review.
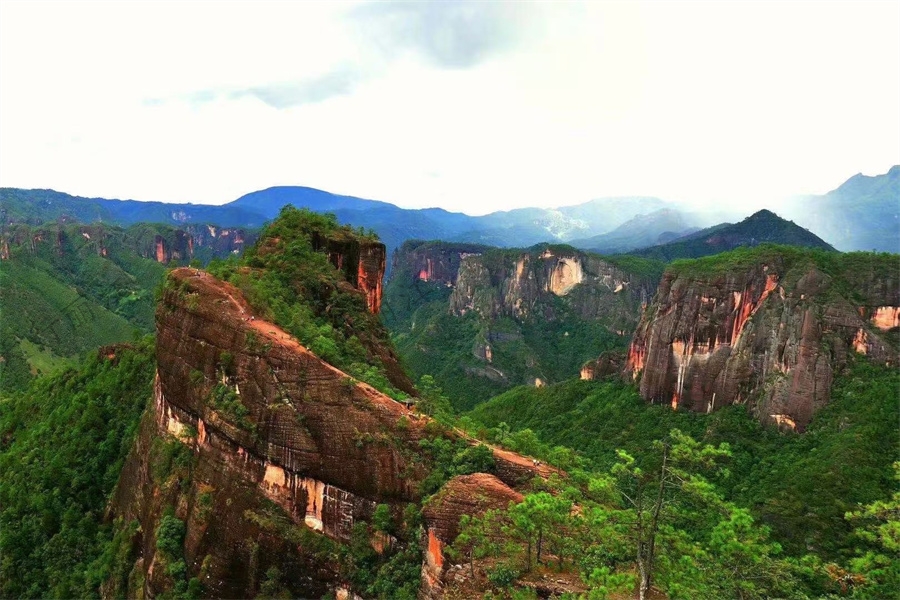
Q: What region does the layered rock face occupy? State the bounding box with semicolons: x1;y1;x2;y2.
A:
150;224;250;264
449;248;653;331
392;240;494;286
310;231;386;313
0;222;252;264
110;266;548;598
421;473;524;598
624;253;899;430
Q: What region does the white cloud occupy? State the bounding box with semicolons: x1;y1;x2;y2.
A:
1;1;897;214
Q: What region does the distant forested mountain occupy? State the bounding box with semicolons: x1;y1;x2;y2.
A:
2;166;895;285
0;188;267;228
627;209;835;261
0;187;681;258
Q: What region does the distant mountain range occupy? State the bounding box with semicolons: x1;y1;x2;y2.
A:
779;165;900;253
2;166;896;256
569;208;699;254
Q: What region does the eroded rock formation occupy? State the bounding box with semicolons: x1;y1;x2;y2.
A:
624;254;899;430
109;265;549;598
443;247;655;338
421;474;524;598
392;241;493;286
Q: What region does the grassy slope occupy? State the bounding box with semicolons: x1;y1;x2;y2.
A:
0;258;142;389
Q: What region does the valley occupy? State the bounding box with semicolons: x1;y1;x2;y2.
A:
0;184;897;600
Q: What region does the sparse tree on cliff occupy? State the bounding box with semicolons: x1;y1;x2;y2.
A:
416;374;452;420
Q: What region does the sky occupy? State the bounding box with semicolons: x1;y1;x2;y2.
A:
1;1;898;215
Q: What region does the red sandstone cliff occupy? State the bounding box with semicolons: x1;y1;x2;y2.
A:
108;267;549;598
421;473;524;597
391;240;494;286
623;252;899;430
306;231;386;314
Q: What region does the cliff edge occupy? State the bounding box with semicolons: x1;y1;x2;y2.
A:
622;247;899;430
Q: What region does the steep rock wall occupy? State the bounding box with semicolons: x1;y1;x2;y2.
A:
110;268;549;598
449;248;654;332
391;241;492;286
309;232;386;313
624;256;899;430
421;474;524;598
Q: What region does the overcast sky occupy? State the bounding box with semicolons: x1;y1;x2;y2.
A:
1;1;897;215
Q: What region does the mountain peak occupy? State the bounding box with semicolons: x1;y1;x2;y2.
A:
631;208;834;261
746;209;780;220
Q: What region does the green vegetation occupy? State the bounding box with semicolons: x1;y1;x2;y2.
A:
154;510;201;600
206;206;409;398
601;253;666;281
419;435;496;496
465;358;900;598
455;431;799;600
0;220;260;393
247;496;423;599
0;253;146;392
0;223;171;393
0;339;155;598
666;243;894;281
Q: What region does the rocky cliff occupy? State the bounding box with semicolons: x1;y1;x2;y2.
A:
309;230;387;314
108;260;549;598
623;248;899;430
0;222;252;264
390;240;495;287
449;246;655;330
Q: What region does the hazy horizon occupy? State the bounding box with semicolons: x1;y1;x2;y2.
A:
1;1;898;215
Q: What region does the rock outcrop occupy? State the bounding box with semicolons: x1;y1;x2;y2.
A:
308;231;387;313
624;251;899;430
580;350;626;381
392;240;494;287
109;264;550;598
449;246;654;331
421;474;524;598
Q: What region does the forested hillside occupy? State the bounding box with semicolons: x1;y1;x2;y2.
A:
0;222;252;393
463;358;899;598
0;205;896;600
628;209;835;262
0;341;156;598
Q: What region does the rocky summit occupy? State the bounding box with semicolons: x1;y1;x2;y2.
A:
106;220;551;599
